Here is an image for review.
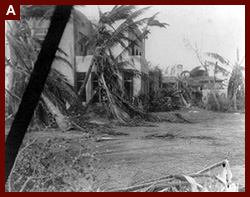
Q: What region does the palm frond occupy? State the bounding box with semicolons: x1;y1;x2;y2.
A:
5;88;21;102
127;6;152;21
54;55;73;69
115;29;149;61
6;8;77;128
206;52;230;66
101;5;136;25
148;19;169;28
206;60;230;76
57;47;69;57
6;34;34;72
46;69;80;105
238;56;245;67
147;12;169;28
20;5;56;19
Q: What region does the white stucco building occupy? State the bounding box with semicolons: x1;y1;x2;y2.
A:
6;8;149;105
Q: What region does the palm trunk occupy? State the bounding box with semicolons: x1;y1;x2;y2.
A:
212;91;220;111
77;55;95;98
233;90;237;111
41;94;70;131
180;94;190;108
99;73;130;124
212;82;220;111
208;76;220;111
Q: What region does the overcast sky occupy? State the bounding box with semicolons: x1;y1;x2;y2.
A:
79;5;245;72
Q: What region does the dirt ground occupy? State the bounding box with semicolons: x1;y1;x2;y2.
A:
5;108;245;191
93;108;245;190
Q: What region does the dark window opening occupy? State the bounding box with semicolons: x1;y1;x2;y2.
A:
78;32;85;54
162;83;167;89
76;72;86;102
131;47;135;56
124;72;133;102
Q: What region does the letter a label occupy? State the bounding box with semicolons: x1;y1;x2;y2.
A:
6;5;16;15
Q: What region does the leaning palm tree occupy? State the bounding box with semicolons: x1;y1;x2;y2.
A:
77;5;168;123
183;39;222;110
5;6;80;130
206;50;245;111
227;62;245;110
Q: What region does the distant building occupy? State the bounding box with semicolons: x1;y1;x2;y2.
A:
162;76;177;89
162;74;226;103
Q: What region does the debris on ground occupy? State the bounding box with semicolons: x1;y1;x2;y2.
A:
104;160;240;192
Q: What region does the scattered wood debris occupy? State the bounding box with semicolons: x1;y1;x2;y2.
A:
103;160;239;192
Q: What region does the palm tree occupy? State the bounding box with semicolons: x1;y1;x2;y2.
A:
5;6;80;130
206;50;245;111
228;63;245;111
183;39;228;110
77;5;168;123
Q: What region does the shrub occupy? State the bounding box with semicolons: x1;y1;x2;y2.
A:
146;89;182;112
206;92;231;112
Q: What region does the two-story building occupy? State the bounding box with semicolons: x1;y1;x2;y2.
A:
6;8;149;105
75;17;149;104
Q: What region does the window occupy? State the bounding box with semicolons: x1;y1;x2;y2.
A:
124;71;133;102
131;46;135;56
141;73;148;95
76;72;100;103
76;72;86;101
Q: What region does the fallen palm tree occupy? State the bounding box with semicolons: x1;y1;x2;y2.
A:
104;160;240;192
76;5;169;125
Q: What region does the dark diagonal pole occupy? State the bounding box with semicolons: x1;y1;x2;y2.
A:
5;5;73;184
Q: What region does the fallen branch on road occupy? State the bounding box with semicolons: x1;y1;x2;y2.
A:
104;160;239;192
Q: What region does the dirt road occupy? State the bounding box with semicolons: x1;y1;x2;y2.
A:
5;108;245;191
94;109;245;190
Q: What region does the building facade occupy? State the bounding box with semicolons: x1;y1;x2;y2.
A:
74;15;149;103
6;9;149;105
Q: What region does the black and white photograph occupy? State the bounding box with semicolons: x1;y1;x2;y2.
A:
5;5;245;192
